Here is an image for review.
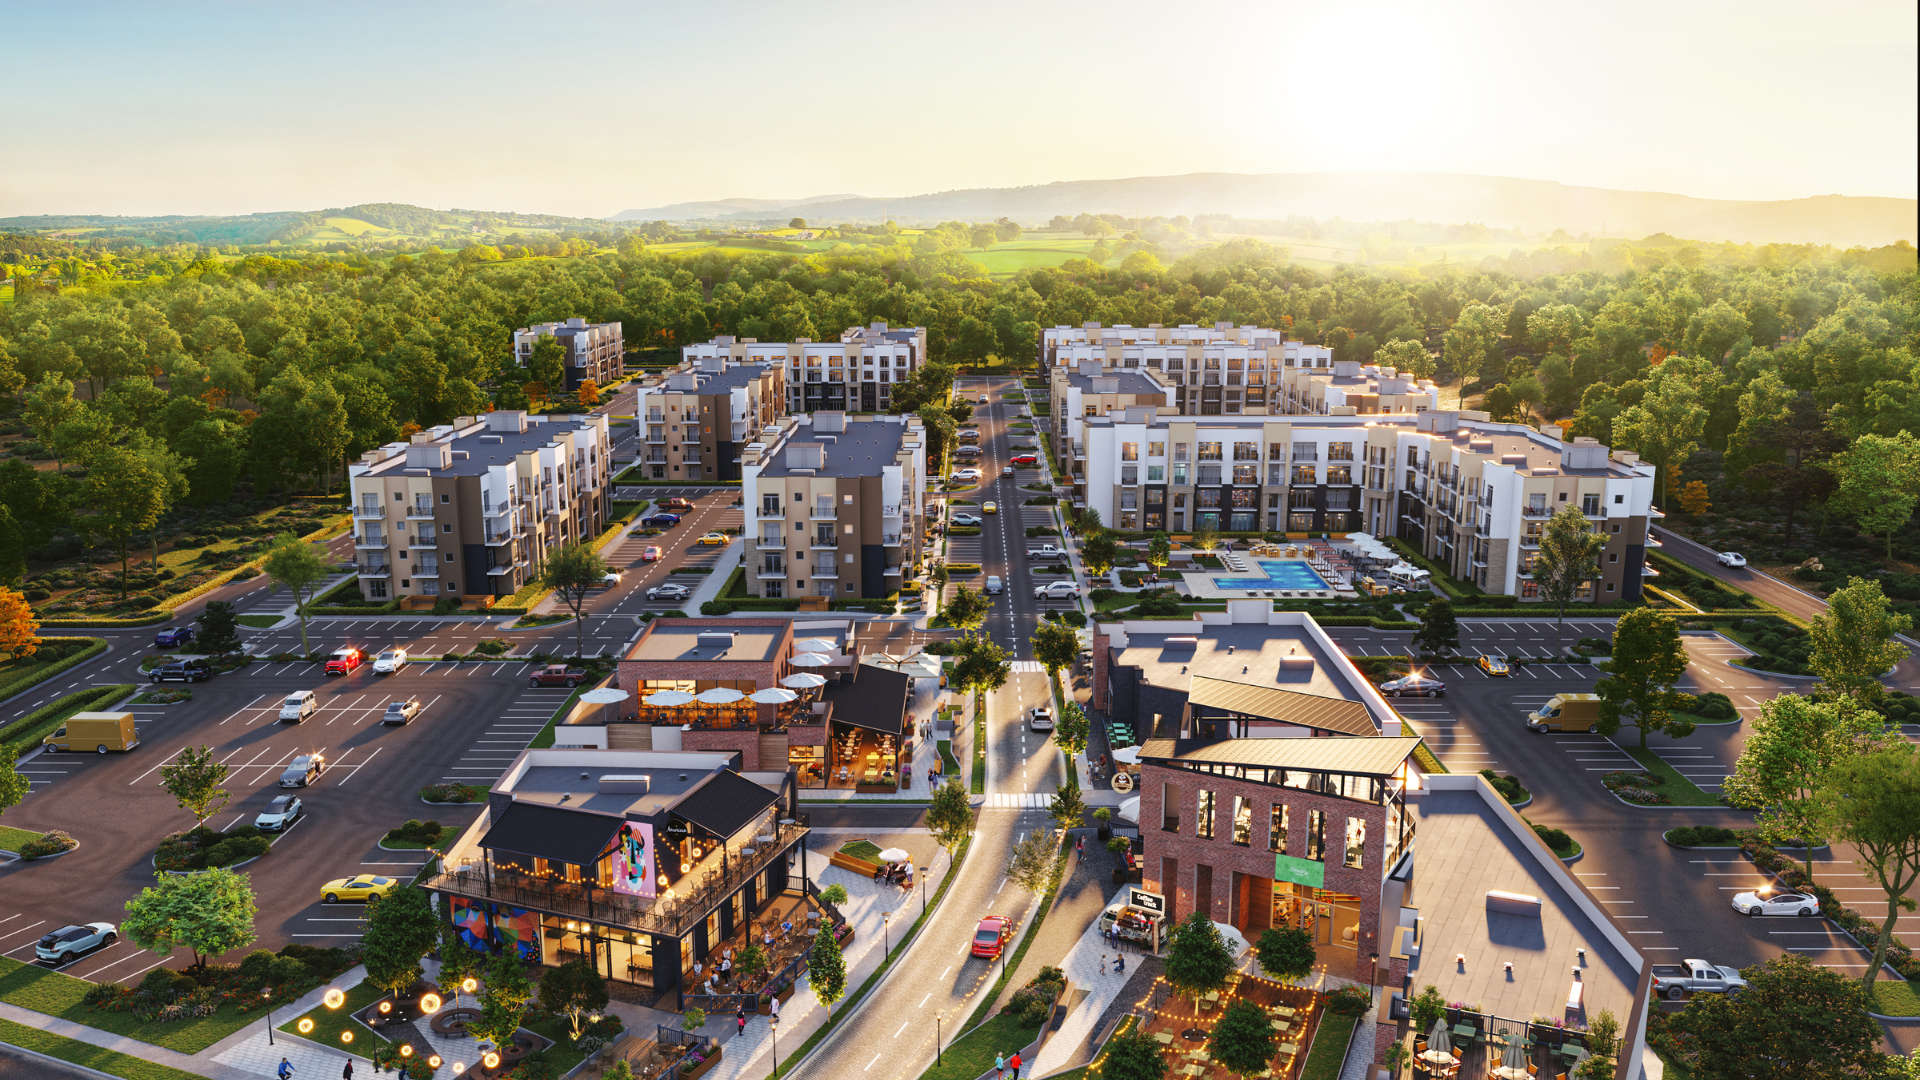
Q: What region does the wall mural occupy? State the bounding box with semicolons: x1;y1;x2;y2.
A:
496;907;541;959
610;821;656;898
449;898;491;952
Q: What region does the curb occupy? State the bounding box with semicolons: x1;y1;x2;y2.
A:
1726;660;1815;680
500;617;575;633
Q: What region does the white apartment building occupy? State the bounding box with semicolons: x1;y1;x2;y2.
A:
681;322;929;415
513;318;624;391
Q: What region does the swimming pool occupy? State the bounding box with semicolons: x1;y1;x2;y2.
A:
1212;559;1331;591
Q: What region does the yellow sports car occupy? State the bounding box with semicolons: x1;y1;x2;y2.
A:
320;875;399;904
1477;655;1511;676
693;532;729;547
982;502;998;515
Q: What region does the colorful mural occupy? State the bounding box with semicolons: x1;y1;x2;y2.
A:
610;821;655;898
449;898;491;952
496;907;541;959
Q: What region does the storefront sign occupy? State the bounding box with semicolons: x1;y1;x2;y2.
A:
1127;888;1166;916
664;818;692;839
1274;854;1326;888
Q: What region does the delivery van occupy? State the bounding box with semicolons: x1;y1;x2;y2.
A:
1527;693;1602;733
43;712;139;754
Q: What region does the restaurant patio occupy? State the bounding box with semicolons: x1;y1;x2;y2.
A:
1131;973;1326;1080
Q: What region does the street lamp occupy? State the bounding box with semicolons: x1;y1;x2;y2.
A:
936;1014;942;1064
264;986;274;1046
768;1007;780;1079
920;867;929;916
1369;952;1380;1000
882;911;891;958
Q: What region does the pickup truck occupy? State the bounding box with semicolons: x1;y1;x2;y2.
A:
1026;544;1067;559
528;664;588;688
1649;960;1748;1001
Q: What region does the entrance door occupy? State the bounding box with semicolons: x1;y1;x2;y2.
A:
1314;902;1333;946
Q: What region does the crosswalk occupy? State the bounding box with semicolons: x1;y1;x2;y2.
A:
1010;661;1045;673
984;792;1055;808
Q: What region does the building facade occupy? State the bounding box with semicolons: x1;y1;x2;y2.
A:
740;412;926;600
346;411;612;602
681;322;929;414
631;359;786;482
514;317;624;391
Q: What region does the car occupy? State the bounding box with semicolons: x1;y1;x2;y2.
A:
1716;552;1748;568
153;627;195;649
1649;960;1748;1001
1003;466;1013;477
971;914;1013;959
1034;580;1078;599
978;395;990;404
279;690;319;723
1731;889;1820;917
279;752;325;788
372;648;409;674
382;697;423;725
1010;455;1038;466
982;501;997;514
1379;673;1447;698
325;647;364;676
648;582;692;601
659;497;694;512
955;445;983;458
35;923;116;964
950;469;981;481
254;795;302;832
640;545;663;562
150;659;211;683
1029;707;1054;732
957;429;980;441
642;513;682;527
320;875;398;905
1477;655;1510;677
693;532;729;547
600;570;625;587
529;664;588;687
1026;544;1067;559
951;513;983;526
985;575;1003;594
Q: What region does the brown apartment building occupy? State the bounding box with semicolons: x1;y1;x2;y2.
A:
632;359;786;482
513;317;624;391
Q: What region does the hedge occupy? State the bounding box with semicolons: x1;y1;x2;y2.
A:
0;683;138;750
1383;537;1481;598
0;637;109;704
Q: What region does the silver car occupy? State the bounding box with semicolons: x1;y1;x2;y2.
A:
255;795;303;832
382;698;422;726
1029;707;1054;732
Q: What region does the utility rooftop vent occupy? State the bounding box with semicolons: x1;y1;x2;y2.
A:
697;632;734;650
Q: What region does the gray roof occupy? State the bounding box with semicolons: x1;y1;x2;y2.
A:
1139;736;1422;775
1066;371;1168;397
509;764;713;816
1112;625;1368;706
374;419;594;478
681;364;779;394
759;421;908;479
1186;676;1378;736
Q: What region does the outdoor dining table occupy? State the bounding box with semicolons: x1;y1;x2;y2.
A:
1452;1023;1478;1042
1490;1069;1530;1080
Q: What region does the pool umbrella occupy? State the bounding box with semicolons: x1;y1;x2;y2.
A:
749;687;799;704
694;688;745;704
877;847;910;862
1426;1019;1451;1054
579;688;630;705
644;690;695;706
793;638;840;654
789;652;834;667
1346;532;1375;545
1112;746;1141;765
782;673;829;689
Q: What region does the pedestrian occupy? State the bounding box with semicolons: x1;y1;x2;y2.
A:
1099;954;1107;975
1115;953;1126;975
720;956;732;983
1009;1052;1023;1079
770;995;781;1020
341;1060;354;1080
737;1006;748;1035
995;1053;1006;1080
277;1059;295;1080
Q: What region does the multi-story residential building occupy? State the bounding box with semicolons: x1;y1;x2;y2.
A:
739;412;926;600
681;322;929;414
1073;409;1657;600
631;358;786;481
513;317;624;391
346;411;612;603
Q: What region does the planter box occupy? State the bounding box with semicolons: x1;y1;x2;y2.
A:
681;1047;722;1080
828;851;880;876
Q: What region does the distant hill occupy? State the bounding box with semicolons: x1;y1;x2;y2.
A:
610;172;1916;247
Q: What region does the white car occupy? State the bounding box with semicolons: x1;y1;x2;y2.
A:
951;513;983;526
372;648;408;674
1731;889;1819;917
978;395;989;404
1029;707;1054;732
255;795;302;832
985;575;1003;595
35;923;116;964
600;570;624;587
648;582;692;601
951;469;981;481
1716;552;1748;568
1034;580;1078;600
278;690;318;723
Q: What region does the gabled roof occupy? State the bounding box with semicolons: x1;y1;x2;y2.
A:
480;802;623;866
1187;676;1378;737
1138;736;1423;777
673;770;780;839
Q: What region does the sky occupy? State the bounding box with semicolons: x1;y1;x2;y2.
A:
2;0;1914;219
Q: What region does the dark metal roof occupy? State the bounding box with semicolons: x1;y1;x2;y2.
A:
1139;736;1424;776
480;802;623;866
673;770;780;839
820;666;910;737
1186;676;1377;737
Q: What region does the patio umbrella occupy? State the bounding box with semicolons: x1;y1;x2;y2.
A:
1499;1033;1527;1074
749;687;799;704
789;652;834;668
1425;1019;1452;1056
1346;532;1375;545
793;638;840;654
644;690;696;706
782;673;829;689
1116;796;1140;823
1212;922;1250;958
1112;746;1141;765
876;847;910;862
694;688;746;704
579;688;630;705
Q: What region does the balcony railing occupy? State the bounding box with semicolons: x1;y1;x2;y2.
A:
759;506;785;518
1645;534;1662;548
353;506;385;520
882;534;902;546
357;564;392;578
355;535;388;549
406;505;435;519
757;536;787;549
757;569;788;580
811;567;839;579
810;536;839;549
811;507;837;520
1520;535;1542;549
410;535;439;549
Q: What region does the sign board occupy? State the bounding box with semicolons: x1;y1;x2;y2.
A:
1126;888;1166;916
664;818;692;839
1274;854;1326;889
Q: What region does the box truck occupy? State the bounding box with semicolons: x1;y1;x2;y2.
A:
1527;693;1602;733
43;712;139;754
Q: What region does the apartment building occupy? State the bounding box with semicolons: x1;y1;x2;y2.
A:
681;322;929;414
739;412;926;600
513;317;624;391
1074;409;1658;600
630;358;785;481
346;411;613;602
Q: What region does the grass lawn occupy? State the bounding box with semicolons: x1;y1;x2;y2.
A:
1300;1012;1358;1080
277;978;389;1053
1868;978;1920;1017
1622;747;1723;806
527;685;589;749
918;1012;1044;1080
0;639;108;698
0;1015;205;1080
839;840;882;861
937;739;961;776
0;824;46;851
0;956;267;1054
236;615;281;628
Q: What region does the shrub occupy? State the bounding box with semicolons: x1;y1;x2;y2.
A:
1689;691;1738;720
430;596;461;616
1005;986;1053;1026
1327;985;1372;1016
237;950;278;985
1479;770;1529;804
83;981;126;1005
422;783;483;803
700;600;734;616
1089;588;1117;604
139;966;179;997
1059;610;1087;626
1576;636;1612;654
19;830;76;859
1531;824;1575;856
1665;825;1738;847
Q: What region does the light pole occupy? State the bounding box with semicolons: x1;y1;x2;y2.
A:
920;867;929;917
769;1009;780;1079
264;986;274;1046
882;911;890;958
936;1014;942;1063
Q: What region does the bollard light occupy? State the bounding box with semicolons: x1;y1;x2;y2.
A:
297;1018;314;1034
400;1045;414;1057
341;1031;354;1044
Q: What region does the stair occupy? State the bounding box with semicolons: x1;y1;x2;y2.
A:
757;731;789;770
607;724;654;750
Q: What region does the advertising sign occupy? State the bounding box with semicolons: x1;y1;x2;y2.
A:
610;821;656;899
1126;888;1166;916
1274;854;1326;889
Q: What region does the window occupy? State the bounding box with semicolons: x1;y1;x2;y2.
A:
1306;810;1326;861
1269;442;1284;460
1197;442;1222;461
1231;797;1252;846
1234;442;1259;461
1269;805;1288;853
1406;447;1418;465
1162;782;1182;832
419;580;439;596
1328;442;1354;461
1614;493;1624;504
368;580;388;599
1583;494;1602;516
1195;790;1216;839
1122;466;1138;485
1344;817;1367;869
1149;442;1165;458
442;523;453;533
1122;442;1139;462
1609;552;1619;563
1148;465;1164;482
1173;443;1190;461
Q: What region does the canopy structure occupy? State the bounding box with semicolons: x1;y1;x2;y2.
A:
788;652;834;668
644;690;696;707
781;673;830;689
1112;746;1141;765
693;688;746;705
1345;532;1375;545
1213;921;1250;958
1116;796;1140;823
748;687;799;704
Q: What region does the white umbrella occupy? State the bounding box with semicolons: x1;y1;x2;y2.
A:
694;688;746;704
1116;796;1140;823
579;688;630;705
1212;921;1250;958
789;652;834;668
876;847;910;862
749;687;798;704
782;673;829;689
793;638;839;654
1346;532;1375;545
1112;746;1141;765
644;690;695;706
1499;1033;1527;1073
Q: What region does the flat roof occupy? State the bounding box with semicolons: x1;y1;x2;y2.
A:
1113;624;1365;706
626;622;786;664
759;419;908;479
365;418;594;478
1139;736;1422;775
676;364;779;393
509;764;715;817
1065;371;1168;397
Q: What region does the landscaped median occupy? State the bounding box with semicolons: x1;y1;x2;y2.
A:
0;636;109;705
0;683;138;753
1601;748;1721;807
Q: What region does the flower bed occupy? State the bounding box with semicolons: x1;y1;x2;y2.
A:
19;830;77;859
422;782;486;803
1602;770;1671;805
130;687;193;705
1742;837;1920;979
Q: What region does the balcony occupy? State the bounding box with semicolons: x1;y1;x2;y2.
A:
406;505;435;520
1520;534;1542;549
355;534;389;549
1473;523;1490;537
1645;534;1662;548
882;534;902;546
810;536;839;549
1648;505;1666;518
810;567;840;579
353;505;386;520
884;565;903;576
757;536;787;550
409;535;439;549
882;504;901;518
758;505;785;518
357;563;392;578
810;507;838;521
757;569;789;580
646;434;668;443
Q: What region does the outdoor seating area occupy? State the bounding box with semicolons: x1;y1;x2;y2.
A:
1132;973;1325;1080
827;726;906;791
684;892;839;1009
1409;1015;1592;1079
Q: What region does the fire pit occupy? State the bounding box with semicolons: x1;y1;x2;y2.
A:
429;1006;482;1035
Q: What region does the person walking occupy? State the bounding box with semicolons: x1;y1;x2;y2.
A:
737;1006;748;1036
995;1053;1006;1079
770;994;781;1020
1099;954;1107;975
1075;834;1085;857
277;1059;295;1080
341;1061;354;1080
1009;1051;1023;1080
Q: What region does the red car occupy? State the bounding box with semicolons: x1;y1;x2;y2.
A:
528;664;588;688
1010;455;1039;466
324;647;364;676
971;915;1013;960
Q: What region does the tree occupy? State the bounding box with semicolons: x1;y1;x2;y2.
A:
361;886;440;997
542;543;609;658
159;745;230;827
1191;525;1218;551
1834;432;1920;560
1164;912;1234;1014
1101;1025;1169;1080
0;744;29;822
1048;779;1086;835
1808;577;1911;703
1207;999;1276;1080
0;507;25;586
807;921;847;1019
1374;338;1435;380
1052;699;1090;761
1081;533;1118;578
1254;926;1315;985
926;779;974;856
1593;608;1692;749
1726;694;1886;884
1664;954;1889;1080
87;448;165;602
1533;505;1604;656
1145;534;1171;579
943;583;990;637
1612;356;1721;509
528;336;567;394
1411;596;1458;657
788;218;807;230
0;587;40;659
1006;828;1058;893
1443;303;1504;385
24;374;83;474
1030;619;1078;685
263;532;330;656
472;950;537;1049
197;600;242;655
1824;742;1920;999
541;957;611;1040
1526;304;1586;357
436;916;486;993
577;378;600;408
948;633;1011;699
122;867;256;969
1678;480;1711;514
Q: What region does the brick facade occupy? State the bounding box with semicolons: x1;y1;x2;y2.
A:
618;619;795;701
680;728;761;768
1091;630;1111;712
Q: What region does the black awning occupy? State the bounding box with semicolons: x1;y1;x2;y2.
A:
479;802;624;867
673;771;780;840
822;666;910;737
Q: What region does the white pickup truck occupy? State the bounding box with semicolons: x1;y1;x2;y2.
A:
1026;543;1067;559
1649;959;1748;1000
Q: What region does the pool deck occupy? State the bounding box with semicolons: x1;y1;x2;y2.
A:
1179;570;1358;600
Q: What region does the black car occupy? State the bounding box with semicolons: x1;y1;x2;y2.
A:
151;659;211;683
1378;673;1447;698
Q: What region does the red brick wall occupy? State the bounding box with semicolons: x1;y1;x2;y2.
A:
681;728;758;768
1138;762;1386;983
1091;630;1111;712
787;723;826;747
